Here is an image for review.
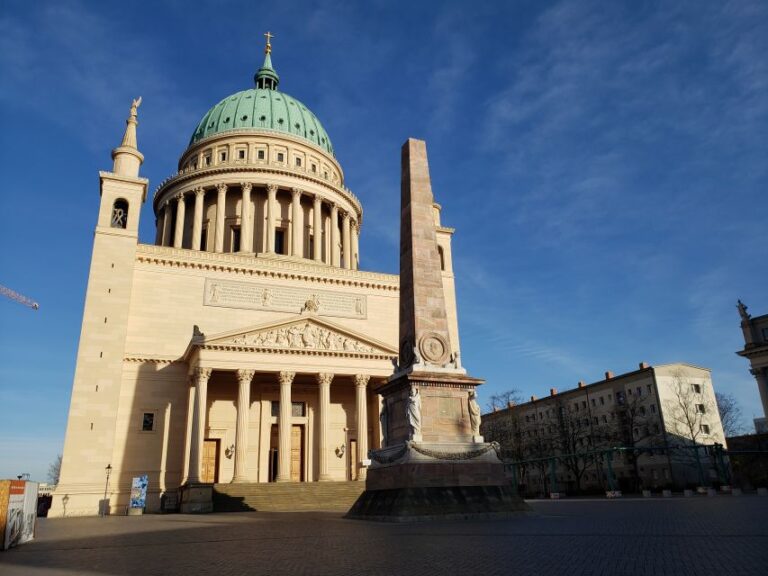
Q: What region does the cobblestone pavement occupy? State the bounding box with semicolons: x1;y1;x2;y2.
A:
1;498;766;576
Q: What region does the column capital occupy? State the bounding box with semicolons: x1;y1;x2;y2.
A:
279;371;295;386
240;182;253;193
317;372;334;387
216;183;228;194
292;187;303;199
192;367;212;384
237;369;256;384
313;193;323;204
342;210;351;221
194;186;205;197
330;201;338;211
175;192;185;202
354;374;370;388
267;183;278;195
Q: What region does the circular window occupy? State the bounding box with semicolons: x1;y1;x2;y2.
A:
241;115;248;121
277;118;284;124
259;115;266;122
224;117;230;123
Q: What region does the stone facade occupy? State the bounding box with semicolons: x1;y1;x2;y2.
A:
50;51;463;517
736;300;768;420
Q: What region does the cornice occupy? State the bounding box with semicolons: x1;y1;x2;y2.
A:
134;244;399;291
200;343;394;361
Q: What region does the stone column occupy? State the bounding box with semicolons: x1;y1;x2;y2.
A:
342;212;351;269
266;184;278;253
191;187;205;251
291;188;302;257
355;374;370;480
232;369;255;483
317;373;334;481
276;371;295;482
173;192;186;248
240;182;253;253
752;368;768;421
182;378;195;483
188;367;211;483
313;194;323;262
351;220;360;270
161;201;172;246
330;203;340;267
214;183;227;253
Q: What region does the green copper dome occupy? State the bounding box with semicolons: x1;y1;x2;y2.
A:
189;48;334;155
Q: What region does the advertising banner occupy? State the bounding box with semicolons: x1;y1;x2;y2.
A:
129;475;148;509
1;480;37;550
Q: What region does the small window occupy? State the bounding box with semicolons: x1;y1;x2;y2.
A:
650;403;656;413
311;163;317;173
700;424;710;434
204;155;211;166
238;149;246;159
141;412;155;432
602;415;608;424
437;246;445;271
275;229;285;254
695;403;706;414
616;391;625;405
591;398;596;407
257;150;265;160
111;199;128;229
599;396;605;405
637;387;642;396
270;401;306;417
295;157;302;167
277;152;285;162
692;384;702;394
220;151;227;162
200;227;208;251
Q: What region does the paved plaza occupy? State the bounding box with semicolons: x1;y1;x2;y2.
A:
1;498;766;575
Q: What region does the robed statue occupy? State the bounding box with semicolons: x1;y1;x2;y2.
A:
406;385;422;439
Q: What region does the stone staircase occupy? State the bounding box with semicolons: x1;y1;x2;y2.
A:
213;481;366;512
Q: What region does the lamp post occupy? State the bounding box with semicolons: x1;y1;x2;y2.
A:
102;464;112;517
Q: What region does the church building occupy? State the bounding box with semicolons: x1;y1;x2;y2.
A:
50;37;462;516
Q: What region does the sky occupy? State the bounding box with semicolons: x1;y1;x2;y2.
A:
0;0;766;482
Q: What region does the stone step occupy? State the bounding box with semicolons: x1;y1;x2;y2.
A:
213;481;365;512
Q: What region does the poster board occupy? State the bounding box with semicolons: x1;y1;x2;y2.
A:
129;475;148;510
1;480;37;551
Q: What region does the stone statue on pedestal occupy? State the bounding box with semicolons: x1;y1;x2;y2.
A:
468;390;482;437
406;386;422;440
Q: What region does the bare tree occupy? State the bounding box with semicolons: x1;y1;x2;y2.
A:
663;372;715;445
48;454;62;485
715;392;745;437
485;389;523;412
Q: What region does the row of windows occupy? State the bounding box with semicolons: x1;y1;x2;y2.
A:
184;142;336;182
139;401;314;432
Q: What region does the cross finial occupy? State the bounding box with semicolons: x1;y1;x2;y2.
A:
264;31;274;54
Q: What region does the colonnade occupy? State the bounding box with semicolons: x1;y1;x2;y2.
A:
156;183;360;269
186;368;371;484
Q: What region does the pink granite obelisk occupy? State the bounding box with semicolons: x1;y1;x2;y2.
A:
347;139;527;520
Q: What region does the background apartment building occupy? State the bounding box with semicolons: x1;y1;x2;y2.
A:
482;363;727;495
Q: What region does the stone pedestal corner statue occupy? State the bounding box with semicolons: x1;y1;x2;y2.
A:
346;138;528;520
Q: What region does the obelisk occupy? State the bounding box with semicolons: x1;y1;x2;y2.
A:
347;139;528;520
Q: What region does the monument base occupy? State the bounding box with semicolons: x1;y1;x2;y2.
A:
346;441;529;521
179;483;213;514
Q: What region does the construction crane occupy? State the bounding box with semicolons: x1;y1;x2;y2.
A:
0;284;39;310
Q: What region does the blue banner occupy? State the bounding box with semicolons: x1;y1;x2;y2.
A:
129;475;148;509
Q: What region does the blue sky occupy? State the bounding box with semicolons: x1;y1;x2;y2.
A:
0;0;766;481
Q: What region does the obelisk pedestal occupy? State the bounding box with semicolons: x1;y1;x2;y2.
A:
346;139;527;521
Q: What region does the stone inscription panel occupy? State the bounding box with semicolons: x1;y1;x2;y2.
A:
203;278;367;319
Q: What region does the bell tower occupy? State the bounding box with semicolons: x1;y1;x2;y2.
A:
50;99;148;517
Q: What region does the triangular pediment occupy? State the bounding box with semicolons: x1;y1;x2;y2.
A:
199;316;397;356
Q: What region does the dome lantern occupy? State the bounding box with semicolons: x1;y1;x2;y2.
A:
254;31;279;90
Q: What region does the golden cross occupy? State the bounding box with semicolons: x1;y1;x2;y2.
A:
264;31;274;53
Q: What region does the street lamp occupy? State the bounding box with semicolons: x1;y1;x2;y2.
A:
102;464;112;517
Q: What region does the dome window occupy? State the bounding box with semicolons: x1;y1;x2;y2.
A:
224;117;230;123
259;115;266;122
241;115;248;121
277;118;284;125
238;149;246;160
295;157;302;167
294;123;300;130
277;152;285;162
111;199;129;229
257;150;265;160
208;122;214;128
309;130;315;136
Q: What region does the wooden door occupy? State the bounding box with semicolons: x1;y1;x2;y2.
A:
349;439;358;481
202;439;219;483
290;425;304;482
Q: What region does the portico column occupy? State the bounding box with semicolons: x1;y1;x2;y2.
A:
161;201;172;246
173;192;186;248
312;194;323;262
317;373;334;481
355;374;370;480
232;369;255;483
214;183;227;253
266;184;277;253
330;203;340;267
188;367;212;483
291;188;302;257
191;187;205;250
240;182;253;253
276;371;295;482
342;212;351;269
351;221;360;270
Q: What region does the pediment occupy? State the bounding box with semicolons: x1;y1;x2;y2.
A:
199;316;397;356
